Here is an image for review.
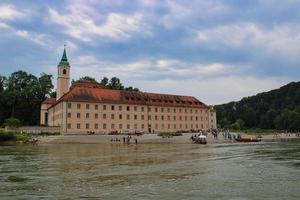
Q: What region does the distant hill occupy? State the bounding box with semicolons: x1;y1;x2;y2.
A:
214;81;300;131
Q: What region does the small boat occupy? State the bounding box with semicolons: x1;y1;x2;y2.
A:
193;135;207;144
235;138;261;142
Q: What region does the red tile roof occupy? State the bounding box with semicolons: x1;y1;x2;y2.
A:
53;81;208;108
42;98;56;105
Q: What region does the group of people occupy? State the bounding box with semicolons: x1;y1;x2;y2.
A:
110;138;121;142
110;135;138;144
274;132;300;138
222;132;242;140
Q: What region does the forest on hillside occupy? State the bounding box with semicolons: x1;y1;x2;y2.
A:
0;71;139;126
215;81;300;132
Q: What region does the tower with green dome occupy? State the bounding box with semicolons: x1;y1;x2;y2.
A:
57;46;70;100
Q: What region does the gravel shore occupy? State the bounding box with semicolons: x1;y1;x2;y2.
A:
37;132;300;144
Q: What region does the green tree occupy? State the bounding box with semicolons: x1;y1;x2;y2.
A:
79;76;96;82
38;73;54;99
287;108;300;132
125;86;139;91
243;107;257;128
0;71;54;126
50;91;57;98
0;75;6;92
260;109;277;129
4;117;21;130
274;109;290;130
108;77;124;90
231;122;241;130
236;119;245;129
100;77;108;86
218;118;231;128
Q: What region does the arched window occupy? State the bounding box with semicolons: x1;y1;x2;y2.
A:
63;69;67;75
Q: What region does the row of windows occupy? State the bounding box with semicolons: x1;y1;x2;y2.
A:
68;113;208;121
67;103;208;114
124;96;201;106
68;123;204;130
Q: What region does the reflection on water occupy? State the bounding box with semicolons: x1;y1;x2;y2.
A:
0;141;300;199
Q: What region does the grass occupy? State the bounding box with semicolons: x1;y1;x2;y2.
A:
158;132;183;137
0;130;31;142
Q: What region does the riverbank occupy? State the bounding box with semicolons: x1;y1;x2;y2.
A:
37;132;300;144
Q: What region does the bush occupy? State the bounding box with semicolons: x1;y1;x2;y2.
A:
14;132;31;141
158;132;183;137
0;131;15;141
230;122;241;130
0;130;31;142
40;131;61;136
4;117;21;129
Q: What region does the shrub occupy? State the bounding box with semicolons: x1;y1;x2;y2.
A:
0;131;15;141
0;131;31;142
4;117;21;129
14;132;31;141
158;132;183;137
40;131;61;136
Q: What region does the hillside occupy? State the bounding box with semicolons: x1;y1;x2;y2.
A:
214;81;300;131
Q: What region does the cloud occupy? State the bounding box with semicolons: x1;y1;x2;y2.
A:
197;23;300;59
1;0;300;105
48;53;291;105
158;0;229;29
68;54;233;84
48;4;147;41
136;75;289;105
0;4;24;20
200;63;226;74
15;30;54;47
0;22;9;29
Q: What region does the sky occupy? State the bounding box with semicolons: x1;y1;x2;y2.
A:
0;0;299;105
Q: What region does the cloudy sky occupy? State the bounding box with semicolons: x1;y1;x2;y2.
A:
0;0;299;105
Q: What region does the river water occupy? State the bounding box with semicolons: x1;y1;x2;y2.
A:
0;140;299;200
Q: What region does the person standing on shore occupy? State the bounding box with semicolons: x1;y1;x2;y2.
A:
135;138;138;144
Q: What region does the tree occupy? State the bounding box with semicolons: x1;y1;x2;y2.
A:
0;71;54;126
79;76;96;82
218;118;231;128
0;75;6;92
100;77;109;87
38;73;54;99
231;122;241;130
50;91;57;98
274;109;290;130
288;108;300;132
4;117;21;130
243;107;257;128
215;81;300;131
236;119;245;129
260;109;277;129
125;86;139;91
108;77;124;90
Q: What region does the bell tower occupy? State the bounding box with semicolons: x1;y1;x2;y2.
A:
57;46;70;100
